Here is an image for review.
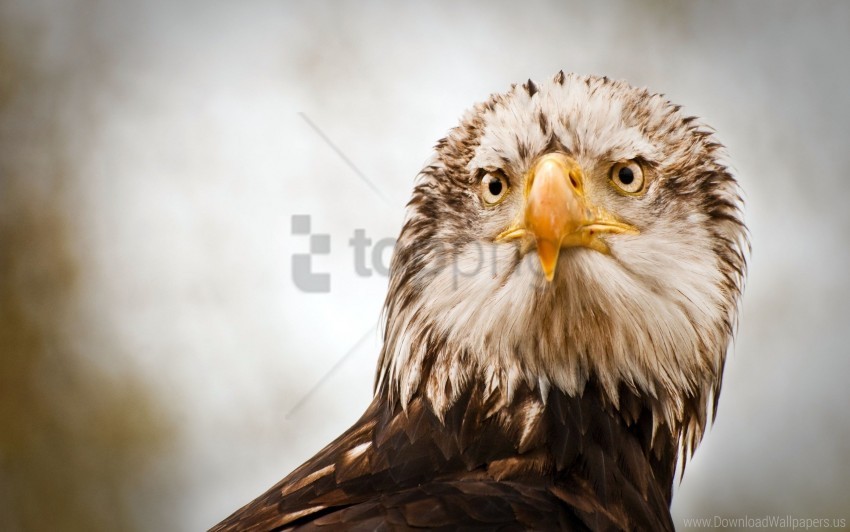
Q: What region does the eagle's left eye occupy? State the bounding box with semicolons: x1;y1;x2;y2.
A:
481;171;509;205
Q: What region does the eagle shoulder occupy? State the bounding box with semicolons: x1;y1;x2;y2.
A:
211;381;676;531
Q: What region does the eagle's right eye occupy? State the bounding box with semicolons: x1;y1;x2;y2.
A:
481;171;509;205
610;161;645;195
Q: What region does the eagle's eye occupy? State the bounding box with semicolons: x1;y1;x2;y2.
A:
610;161;645;195
481;171;509;205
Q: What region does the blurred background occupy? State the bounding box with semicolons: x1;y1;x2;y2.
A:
1;0;848;530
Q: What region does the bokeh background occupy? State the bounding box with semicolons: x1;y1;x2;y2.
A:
1;1;848;530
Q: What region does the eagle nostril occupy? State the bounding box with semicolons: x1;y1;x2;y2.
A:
568;172;580;192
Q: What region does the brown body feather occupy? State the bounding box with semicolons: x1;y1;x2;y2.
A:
212;379;677;531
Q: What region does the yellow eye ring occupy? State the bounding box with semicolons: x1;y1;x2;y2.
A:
481;171;509;205
610;161;645;195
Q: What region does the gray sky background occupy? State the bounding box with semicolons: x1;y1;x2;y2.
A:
1;1;848;530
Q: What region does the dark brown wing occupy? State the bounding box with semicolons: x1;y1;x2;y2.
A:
292;480;592;530
210;399;382;531
211;381;676;531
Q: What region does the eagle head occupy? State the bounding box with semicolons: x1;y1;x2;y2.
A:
378;72;748;457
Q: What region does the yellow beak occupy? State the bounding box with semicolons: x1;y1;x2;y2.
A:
496;153;638;281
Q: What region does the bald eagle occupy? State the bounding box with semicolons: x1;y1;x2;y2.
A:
212;72;748;531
